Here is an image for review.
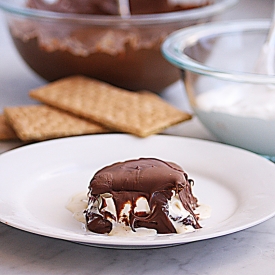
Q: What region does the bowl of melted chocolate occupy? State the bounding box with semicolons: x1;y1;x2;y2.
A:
0;0;237;92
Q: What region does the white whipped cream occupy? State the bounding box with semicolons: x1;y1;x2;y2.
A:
196;84;275;120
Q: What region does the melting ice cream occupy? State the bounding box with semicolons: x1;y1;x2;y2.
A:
80;158;210;235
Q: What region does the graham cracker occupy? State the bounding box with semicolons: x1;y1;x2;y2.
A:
4;105;110;141
0;114;18;140
29;76;191;137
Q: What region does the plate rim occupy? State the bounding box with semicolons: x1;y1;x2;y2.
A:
1;133;275;249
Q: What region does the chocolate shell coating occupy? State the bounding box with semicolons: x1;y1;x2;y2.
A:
85;158;201;234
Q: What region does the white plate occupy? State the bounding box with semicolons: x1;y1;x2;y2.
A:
1;134;275;249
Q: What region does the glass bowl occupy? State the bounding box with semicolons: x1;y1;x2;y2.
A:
0;0;237;93
162;20;275;157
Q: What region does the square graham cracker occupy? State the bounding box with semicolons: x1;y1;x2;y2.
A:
0;114;18;140
4;105;110;141
29;76;192;137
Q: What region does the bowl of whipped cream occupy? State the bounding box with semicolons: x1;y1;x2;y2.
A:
162;20;275;157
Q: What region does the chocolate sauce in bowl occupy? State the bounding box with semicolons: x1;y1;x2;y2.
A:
8;0;212;92
26;0;211;15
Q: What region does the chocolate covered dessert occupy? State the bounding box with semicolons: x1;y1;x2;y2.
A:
8;0;213;92
85;158;203;235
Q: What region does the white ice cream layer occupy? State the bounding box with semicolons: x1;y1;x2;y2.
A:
168;193;196;233
67;191;211;236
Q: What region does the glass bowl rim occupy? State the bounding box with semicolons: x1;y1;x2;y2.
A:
0;0;238;26
162;19;275;84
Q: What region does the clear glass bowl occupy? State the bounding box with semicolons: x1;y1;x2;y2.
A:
0;0;237;93
162;20;275;156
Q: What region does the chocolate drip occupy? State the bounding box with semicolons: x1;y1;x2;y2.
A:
130;190;176;234
86;212;113;234
85;158;201;234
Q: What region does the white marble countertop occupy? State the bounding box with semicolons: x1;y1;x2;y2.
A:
1;0;275;274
